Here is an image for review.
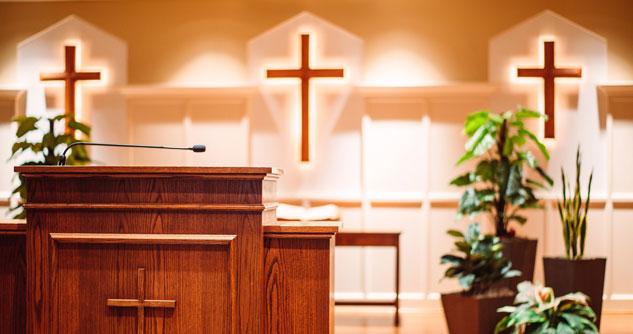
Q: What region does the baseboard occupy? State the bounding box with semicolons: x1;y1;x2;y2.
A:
334;292;633;313
604;295;633;313
334;292;438;311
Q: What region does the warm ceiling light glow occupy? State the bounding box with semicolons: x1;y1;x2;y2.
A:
169;52;246;87
363;31;444;86
363;49;444;87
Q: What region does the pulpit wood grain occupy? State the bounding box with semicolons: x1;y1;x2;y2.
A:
264;232;336;334
0;221;26;334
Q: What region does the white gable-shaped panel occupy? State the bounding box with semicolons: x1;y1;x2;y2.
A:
248;11;362;85
247;12;363;199
16;15;128;165
18;15;127;88
489;10;608;194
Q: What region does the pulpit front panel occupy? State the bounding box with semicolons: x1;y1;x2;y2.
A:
49;233;236;333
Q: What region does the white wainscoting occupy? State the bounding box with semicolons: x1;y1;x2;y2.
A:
122;86;254;166
322;85;633;309
3;84;630;309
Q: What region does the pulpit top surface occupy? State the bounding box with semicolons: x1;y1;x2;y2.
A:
15;166;283;176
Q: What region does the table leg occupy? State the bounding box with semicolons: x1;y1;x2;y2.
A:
395;239;400;326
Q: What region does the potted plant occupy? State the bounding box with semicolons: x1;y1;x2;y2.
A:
543;147;606;328
440;223;521;334
9;114;91;218
495;281;598;333
450;108;553;288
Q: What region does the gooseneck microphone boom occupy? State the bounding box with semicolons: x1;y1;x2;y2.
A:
58;142;206;166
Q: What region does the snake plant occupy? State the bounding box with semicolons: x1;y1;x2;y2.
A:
558;147;593;260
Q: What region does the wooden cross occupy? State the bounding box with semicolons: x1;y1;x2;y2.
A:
517;41;582;138
40;45;101;135
107;268;176;334
267;34;344;162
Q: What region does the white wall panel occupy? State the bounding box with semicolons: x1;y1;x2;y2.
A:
0;121;13;196
428;99;488;194
612;209;633;295
335;207;365;297
428;208;470;294
364;207;425;298
612;120;633;193
188;100;249;166
128;101;186;165
365;100;426;197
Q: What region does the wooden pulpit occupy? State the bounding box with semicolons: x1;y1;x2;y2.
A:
9;166;338;334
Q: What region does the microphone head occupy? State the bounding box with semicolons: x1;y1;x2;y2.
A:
192;144;206;153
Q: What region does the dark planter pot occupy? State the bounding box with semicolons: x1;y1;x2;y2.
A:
501;237;537;290
543;257;606;328
441;291;514;334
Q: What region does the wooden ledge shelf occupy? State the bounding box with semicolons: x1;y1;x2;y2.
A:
0;219;26;235
15;166;283;177
263;221;341;234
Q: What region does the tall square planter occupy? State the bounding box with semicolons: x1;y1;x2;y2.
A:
501;237;537;290
543;257;606;328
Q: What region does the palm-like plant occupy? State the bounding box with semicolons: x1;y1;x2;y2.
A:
496;281;597;333
441;223;521;296
558;147;593;260
450;108;553;237
8;114;91;218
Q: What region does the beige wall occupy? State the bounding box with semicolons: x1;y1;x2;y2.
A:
1;0;632;85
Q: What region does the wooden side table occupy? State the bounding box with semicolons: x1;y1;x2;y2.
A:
334;231;401;326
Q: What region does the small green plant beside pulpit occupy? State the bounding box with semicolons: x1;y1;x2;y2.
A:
8;115;91;218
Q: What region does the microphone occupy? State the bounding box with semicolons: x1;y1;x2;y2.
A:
58;142;206;166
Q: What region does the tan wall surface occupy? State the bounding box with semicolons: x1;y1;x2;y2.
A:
0;0;632;85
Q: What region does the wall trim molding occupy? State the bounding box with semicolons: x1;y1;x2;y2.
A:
0;88;26;119
356;83;497;99
120;85;257;99
277;193;619;209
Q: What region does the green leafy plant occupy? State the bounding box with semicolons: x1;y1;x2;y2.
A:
450;108;554;237
496;281;597;334
8;114;91;218
558;147;593;260
441;223;521;296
